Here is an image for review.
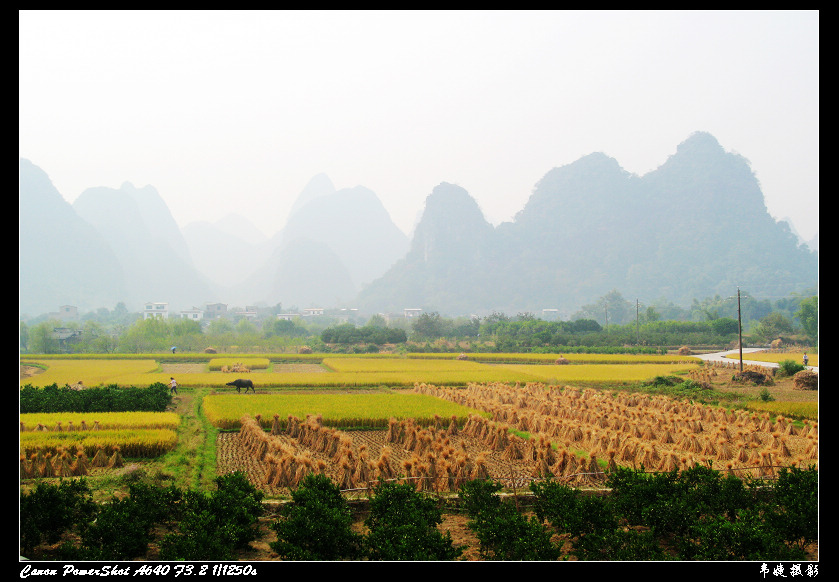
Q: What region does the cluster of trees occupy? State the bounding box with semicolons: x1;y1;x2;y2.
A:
21;472;264;561
19;382;171;414
270;463;817;561
20;453;818;562
319;322;408;345
19;290;817;354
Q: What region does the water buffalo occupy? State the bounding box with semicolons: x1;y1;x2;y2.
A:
227;378;255;394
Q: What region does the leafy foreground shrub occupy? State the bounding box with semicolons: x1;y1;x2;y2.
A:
605;464;815;560
62;484;179;561
158;471;264;561
607;464;755;540
777;359;806;377
363;480;465;561
20;479;98;556
19;382;172;413
21;480;181;561
459;479;559;561
270;473;363;560
530;479;664;561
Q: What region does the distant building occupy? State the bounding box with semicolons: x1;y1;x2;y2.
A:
234;308;258;320
541;309;560;320
143;302;169;320
52;327;82;350
180;307;204;321
204;303;228;319
52;327;81;340
55;305;79;321
302;308;324;317
404;308;423;318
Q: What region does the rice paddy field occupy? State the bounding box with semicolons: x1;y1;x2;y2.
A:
19;353;700;388
725;351;818;367
20;351;817;500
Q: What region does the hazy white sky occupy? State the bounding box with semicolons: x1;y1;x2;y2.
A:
19;10;819;241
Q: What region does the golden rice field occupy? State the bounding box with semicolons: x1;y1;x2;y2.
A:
20;428;179;459
492;363;698;383
725;351;818;366
408;352;701;364
203;392;487;431
19;412;182;461
19;411;181;432
20;359;159;387
20;354;700;388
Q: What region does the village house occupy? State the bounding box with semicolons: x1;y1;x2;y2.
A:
143;302;169;320
180;307;204;321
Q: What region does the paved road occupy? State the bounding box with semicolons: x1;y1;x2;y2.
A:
695;348;818;374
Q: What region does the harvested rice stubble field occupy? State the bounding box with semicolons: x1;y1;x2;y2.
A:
215;428;540;498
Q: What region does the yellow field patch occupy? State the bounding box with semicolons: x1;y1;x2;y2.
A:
20;428;178;458
203;392;487;430
20;359;160;387
495;362;698;383
20;411;180;432
726;351;818;367
408;352;701;365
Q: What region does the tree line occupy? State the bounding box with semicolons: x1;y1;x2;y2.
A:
19;290;817;354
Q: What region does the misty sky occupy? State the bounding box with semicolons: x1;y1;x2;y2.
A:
19;10;819;241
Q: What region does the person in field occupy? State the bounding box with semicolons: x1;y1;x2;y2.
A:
169;377;178;395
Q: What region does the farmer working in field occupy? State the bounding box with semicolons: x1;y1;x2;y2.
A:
169;377;178;395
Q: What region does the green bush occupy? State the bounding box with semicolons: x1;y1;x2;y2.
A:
364;480;464;561
777;359;805;377
606;464;755;539
680;507;806;561
459;479;559;561
766;465;819;549
158;471;264;561
270;473;362;560
529;479;665;561
71;496;158;560
20;479;97;555
19;382;171;413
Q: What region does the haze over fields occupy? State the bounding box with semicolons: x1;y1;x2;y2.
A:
19;11;818;318
19;131;817;317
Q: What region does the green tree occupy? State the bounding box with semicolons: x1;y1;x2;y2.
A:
364;480;464;561
574;290;634;326
19;321;29;351
158;472;264;561
709;316;739;336
266;317;308;338
459;479;559;561
795;296;818;342
752;312;794;343
20;479;98;555
207;318;235;336
27;320;62;353
270;473;362;560
411;311;446;340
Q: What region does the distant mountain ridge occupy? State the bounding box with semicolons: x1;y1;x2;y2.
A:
19;159;129;315
356;132;818;316
71;181;217;312
19;132;818;318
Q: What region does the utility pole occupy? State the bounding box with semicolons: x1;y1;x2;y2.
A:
737;288;743;372
636;299;640;344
